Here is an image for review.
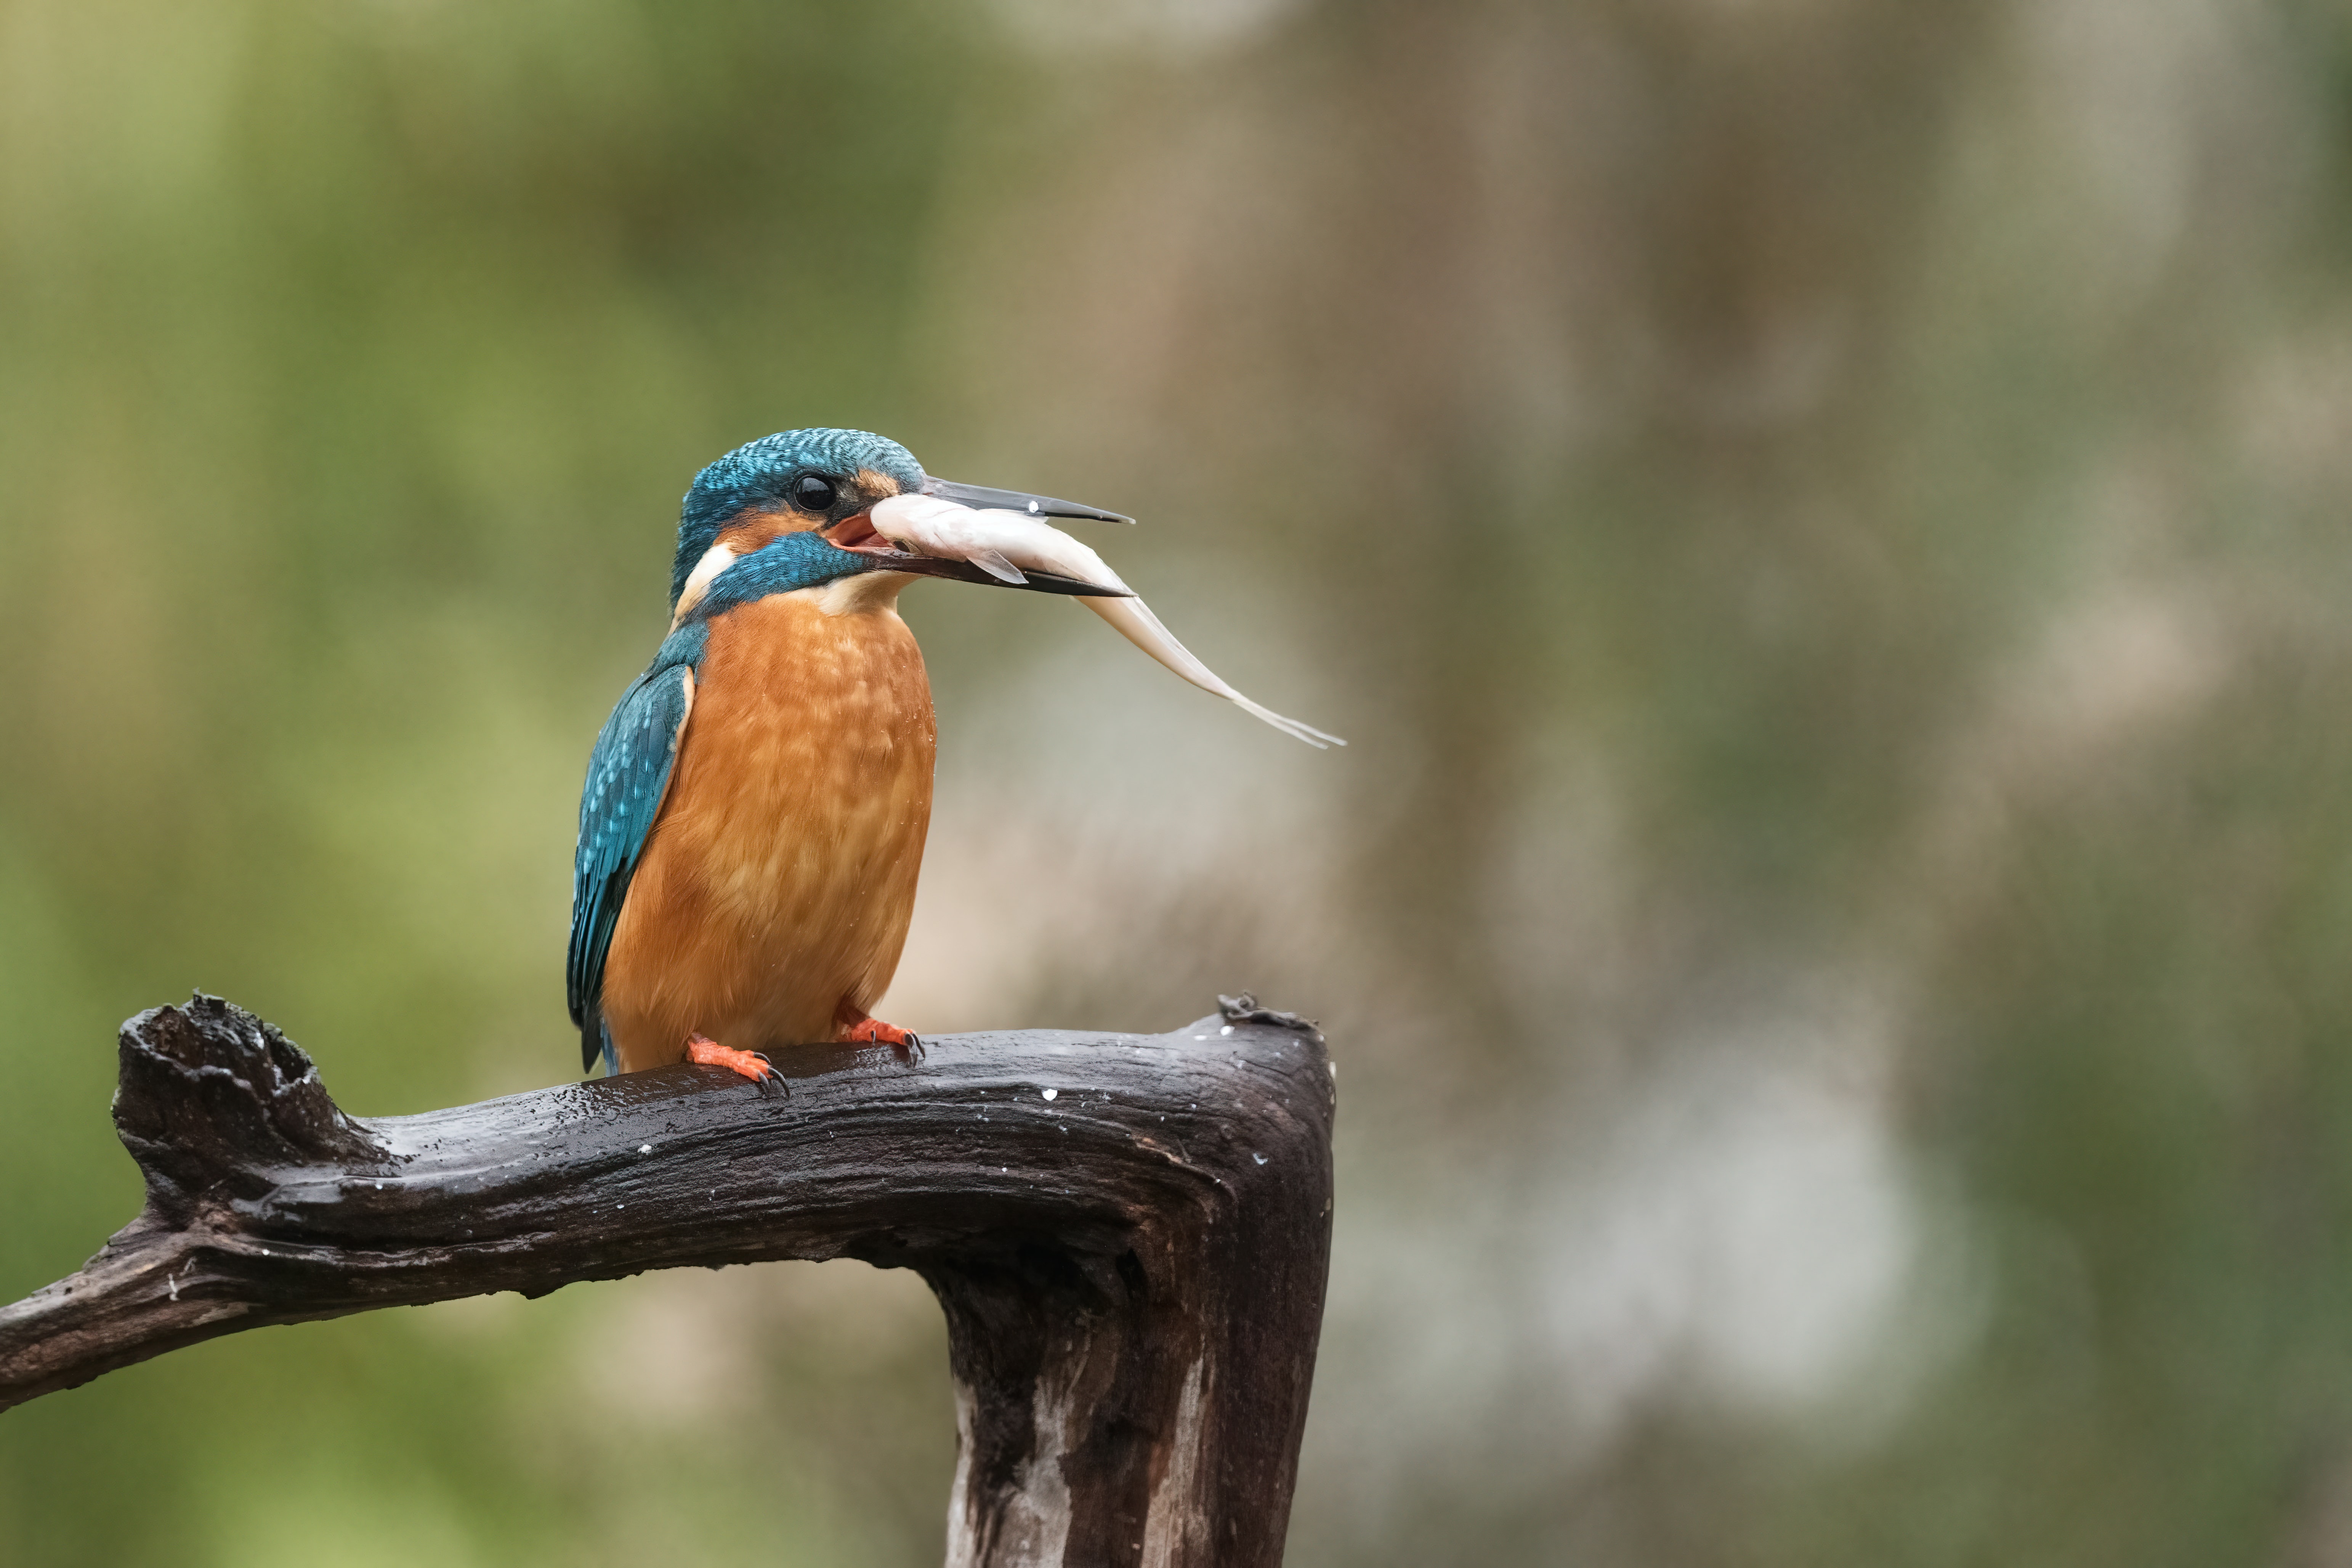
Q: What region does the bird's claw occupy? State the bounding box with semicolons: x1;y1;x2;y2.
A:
841;1017;924;1066
750;1052;790;1099
688;1034;790;1099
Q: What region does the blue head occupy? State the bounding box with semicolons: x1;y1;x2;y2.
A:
665;428;1139;626
672;429;927;606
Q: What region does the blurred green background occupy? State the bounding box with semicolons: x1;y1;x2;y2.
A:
8;0;2352;1561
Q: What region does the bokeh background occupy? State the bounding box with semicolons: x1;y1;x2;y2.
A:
7;0;2352;1562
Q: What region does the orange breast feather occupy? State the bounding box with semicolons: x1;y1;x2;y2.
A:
598;589;936;1073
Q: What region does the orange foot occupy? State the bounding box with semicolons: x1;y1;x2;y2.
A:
686;1034;788;1098
840;1015;925;1065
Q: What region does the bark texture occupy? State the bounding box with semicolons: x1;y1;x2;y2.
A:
0;993;1335;1568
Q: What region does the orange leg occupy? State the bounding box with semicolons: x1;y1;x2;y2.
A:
836;1004;925;1064
686;1033;787;1097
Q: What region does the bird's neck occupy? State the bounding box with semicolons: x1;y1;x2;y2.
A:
673;531;882;629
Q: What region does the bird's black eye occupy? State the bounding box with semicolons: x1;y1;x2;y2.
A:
793;474;838;513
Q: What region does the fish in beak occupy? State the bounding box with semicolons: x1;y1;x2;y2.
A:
855;489;1344;749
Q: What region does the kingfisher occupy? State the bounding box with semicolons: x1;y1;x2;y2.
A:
566;428;1133;1089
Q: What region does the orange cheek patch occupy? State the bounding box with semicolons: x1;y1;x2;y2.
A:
715;514;817;553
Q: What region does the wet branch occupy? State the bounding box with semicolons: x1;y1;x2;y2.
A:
0;994;1335;1568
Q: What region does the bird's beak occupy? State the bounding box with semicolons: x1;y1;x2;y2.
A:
918;476;1135;525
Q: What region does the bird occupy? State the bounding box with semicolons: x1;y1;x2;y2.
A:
566;428;1136;1089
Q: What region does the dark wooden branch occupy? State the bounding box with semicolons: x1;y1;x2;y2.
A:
0;993;1335;1568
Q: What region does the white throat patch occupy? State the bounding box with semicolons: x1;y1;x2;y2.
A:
814;570;914;617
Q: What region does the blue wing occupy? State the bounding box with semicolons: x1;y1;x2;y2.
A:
568;631;703;1074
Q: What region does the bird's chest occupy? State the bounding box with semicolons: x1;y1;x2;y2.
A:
661;592;936;910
